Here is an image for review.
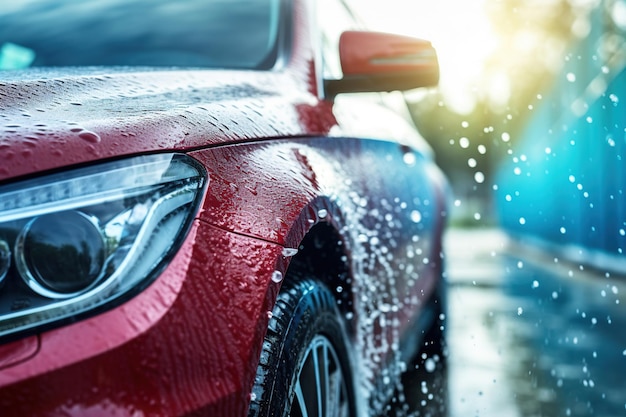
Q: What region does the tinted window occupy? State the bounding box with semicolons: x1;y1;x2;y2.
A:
0;0;282;70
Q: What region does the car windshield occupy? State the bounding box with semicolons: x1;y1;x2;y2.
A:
0;0;282;70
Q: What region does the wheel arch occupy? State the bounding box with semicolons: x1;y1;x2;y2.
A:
280;197;358;337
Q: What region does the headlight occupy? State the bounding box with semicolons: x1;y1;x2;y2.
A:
0;153;206;339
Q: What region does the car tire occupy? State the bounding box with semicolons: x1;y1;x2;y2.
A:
248;279;357;417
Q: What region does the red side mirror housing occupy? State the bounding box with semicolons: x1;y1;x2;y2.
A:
324;31;439;98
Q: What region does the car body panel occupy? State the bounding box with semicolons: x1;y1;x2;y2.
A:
0;0;448;415
0;336;39;370
0;136;445;416
0;69;332;182
191;136;445;330
0;222;283;416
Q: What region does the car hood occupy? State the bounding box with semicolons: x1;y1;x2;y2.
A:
0;67;333;182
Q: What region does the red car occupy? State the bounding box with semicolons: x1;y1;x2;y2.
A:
0;0;447;415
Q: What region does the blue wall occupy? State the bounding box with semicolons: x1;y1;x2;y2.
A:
496;2;626;259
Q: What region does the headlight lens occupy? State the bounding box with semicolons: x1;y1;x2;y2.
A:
0;153;206;339
16;210;107;296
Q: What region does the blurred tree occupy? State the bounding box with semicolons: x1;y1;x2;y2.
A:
408;0;590;222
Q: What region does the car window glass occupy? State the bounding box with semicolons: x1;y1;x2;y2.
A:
0;0;282;70
316;0;362;80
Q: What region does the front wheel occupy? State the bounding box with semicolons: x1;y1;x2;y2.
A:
248;279;357;417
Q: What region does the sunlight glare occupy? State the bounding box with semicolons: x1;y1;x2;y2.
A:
352;0;498;114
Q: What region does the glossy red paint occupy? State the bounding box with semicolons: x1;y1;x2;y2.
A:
0;0;447;415
0;222;284;416
192;136;445;380
0;69;335;183
0;336;39;371
339;31;437;76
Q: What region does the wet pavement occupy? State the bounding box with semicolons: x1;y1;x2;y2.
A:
400;228;626;417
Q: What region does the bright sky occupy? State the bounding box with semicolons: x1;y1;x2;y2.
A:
352;0;497;113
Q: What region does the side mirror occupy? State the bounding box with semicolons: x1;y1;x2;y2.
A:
324;31;439;98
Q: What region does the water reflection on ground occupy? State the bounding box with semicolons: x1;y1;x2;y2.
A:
396;228;626;417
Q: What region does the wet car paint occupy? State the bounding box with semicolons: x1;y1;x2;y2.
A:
194;137;447;411
0;0;447;415
0;223;284;415
0;138;445;414
0;69;333;182
0;336;39;370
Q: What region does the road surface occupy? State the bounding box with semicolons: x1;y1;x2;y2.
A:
396;228;626;417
